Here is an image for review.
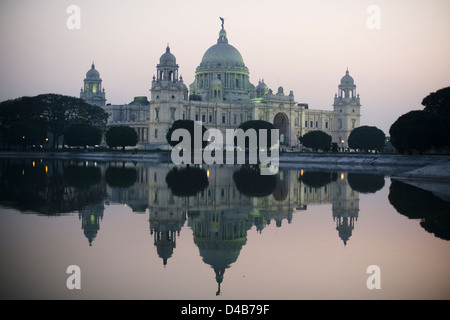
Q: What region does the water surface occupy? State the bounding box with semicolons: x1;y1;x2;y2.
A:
0;158;449;299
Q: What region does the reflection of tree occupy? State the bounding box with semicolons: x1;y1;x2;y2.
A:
298;171;337;188
165;166;209;197
389;180;450;240
105;166;137;188
273;170;288;201
0;159;105;215
347;173;385;193
64;165;102;189
233;165;276;197
0;162;47;212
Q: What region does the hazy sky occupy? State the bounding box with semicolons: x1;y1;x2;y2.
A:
0;0;449;134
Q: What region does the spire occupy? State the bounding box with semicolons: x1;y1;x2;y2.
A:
166;43;170;52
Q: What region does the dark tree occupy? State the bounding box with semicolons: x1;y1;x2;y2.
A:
348;125;386;152
65;123;102;148
0;94;108;149
36;94;108;149
237;120;277;150
389;110;450;154
166;120;209;149
422;86;450;120
0;96;46;149
299;130;332;151
4;120;47;149
105;125;138;151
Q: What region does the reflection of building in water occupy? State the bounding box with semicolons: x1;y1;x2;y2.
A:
296;170;360;245
103;163;360;290
189;209;253;295
78;201;104;246
332;172;359;245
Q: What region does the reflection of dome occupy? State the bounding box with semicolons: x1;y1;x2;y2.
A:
200;28;245;68
159;45;177;65
86;63;100;79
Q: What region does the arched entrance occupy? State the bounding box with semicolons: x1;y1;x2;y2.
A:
273;112;289;146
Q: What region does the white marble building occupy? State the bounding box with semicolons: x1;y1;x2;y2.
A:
80;20;361;150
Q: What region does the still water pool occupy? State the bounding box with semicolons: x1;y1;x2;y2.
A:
1;157;449;299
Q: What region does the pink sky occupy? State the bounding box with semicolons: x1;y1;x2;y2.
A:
0;0;449;134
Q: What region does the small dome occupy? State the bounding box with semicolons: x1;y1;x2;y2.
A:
341;69;354;85
159;45;176;65
256;80;269;95
86;63;100;79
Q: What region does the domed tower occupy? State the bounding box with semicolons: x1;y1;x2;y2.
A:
150;45;188;145
190;18;255;102
333;69;361;149
80;62;106;106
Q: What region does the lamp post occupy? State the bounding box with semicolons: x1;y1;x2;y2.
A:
341;139;345;152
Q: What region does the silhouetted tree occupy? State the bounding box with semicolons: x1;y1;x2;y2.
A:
237;120;277;150
106;125;138;151
422;86;450;120
0;94;108;149
299;130;332;151
389;110;450;154
65;123;102;148
348;125;385;152
166;120;209;149
4;120;47;149
36;94;108;149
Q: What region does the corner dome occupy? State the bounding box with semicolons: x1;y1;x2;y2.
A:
340;69;354;85
159;45;176;65
86;63;100;79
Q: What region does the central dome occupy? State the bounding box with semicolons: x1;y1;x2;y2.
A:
199;28;245;68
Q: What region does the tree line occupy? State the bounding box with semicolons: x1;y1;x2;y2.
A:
2;86;449;154
0;93;138;151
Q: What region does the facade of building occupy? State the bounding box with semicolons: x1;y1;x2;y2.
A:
81;21;361;150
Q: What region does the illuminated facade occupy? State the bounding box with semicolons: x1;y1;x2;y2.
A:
84;21;361;149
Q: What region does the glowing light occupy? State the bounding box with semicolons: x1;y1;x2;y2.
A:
45;138;49;142
207;169;210;178
300;169;304;176
340;173;344;180
32;161;35;167
45;165;48;174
